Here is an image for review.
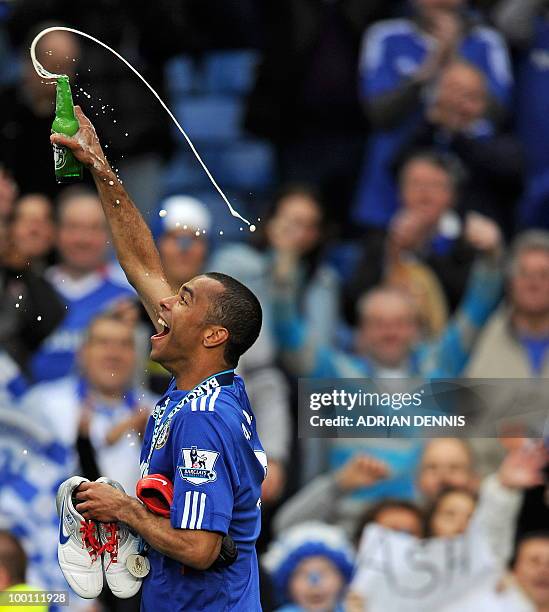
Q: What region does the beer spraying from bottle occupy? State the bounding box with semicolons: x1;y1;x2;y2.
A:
51;75;83;183
32;26;253;227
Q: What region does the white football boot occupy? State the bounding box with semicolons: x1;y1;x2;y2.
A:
95;477;142;598
56;476;103;598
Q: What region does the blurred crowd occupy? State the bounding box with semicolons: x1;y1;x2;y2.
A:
1;0;549;610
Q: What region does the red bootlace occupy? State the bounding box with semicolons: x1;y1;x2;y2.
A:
79;520;102;561
98;523;119;569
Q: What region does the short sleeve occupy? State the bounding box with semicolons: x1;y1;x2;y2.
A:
170;412;235;534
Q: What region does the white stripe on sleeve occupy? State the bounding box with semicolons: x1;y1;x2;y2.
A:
181;491;192;528
188;491;200;529
190;398;198;412
208;387;221;411
196;493;206;529
199;395;208;411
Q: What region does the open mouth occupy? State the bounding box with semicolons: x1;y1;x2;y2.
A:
151;317;170;340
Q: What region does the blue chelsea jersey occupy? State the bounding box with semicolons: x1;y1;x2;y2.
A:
139;372;266;612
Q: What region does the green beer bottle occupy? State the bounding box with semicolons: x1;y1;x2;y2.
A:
51;75;83;183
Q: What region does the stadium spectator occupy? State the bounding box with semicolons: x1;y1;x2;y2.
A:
466;231;549;474
344;151;477;326
22;312;152;494
212;184;340;348
262;522;357;612
274;438;478;537
494;0;549;229
0;27;81;198
353;0;513;228
416;437;479;501
393;61;524;235
7;194;55;271
442;531;549;611
425;487;477;537
30;187;134;382
354;499;425;542
350;441;546;611
154;195;292;504
467;230;549;378
0;531;46;612
0;209;64;394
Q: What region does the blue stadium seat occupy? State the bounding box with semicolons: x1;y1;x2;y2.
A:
213;141;275;192
173;95;243;143
162;149;211;193
165;55;198;95
204;50;259;95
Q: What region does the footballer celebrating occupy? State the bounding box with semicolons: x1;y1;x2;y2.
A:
51;108;266;611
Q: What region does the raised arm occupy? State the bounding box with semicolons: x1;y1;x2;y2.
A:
422;214;504;377
50;106;170;330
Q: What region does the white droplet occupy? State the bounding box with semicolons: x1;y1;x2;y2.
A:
195;230;200;237
22;449;28;455
18;295;22;299
115;199;120;204
239;227;243;231
250;225;256;232
202;229;206;234
108;180;114;186
219;230;224;236
113;119;117;123
15;303;19;308
183;224;187;230
37;315;42;321
159;209;167;218
125;133;128;137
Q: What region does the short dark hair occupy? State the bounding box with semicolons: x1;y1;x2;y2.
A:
203;272;262;367
398;149;467;194
354;499;424;545
0;531;27;585
510;529;549;568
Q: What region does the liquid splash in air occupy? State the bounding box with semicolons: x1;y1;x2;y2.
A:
30;26;251;227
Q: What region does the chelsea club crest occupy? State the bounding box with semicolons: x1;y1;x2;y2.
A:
155;422;170;449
